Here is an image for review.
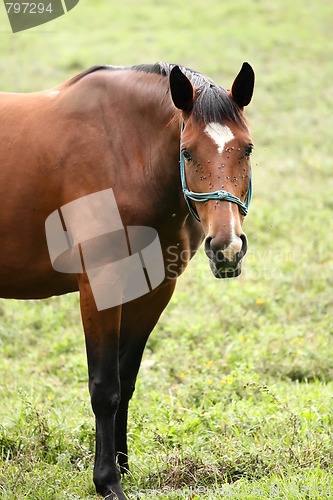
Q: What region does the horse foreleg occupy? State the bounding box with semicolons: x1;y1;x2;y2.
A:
115;337;149;475
115;281;177;475
78;274;127;500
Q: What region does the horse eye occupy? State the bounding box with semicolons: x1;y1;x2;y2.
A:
182;149;192;162
245;144;254;158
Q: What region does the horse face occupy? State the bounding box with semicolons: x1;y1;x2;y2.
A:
181;118;253;278
170;63;255;278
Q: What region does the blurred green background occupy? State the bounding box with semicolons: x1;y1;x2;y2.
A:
0;1;333;498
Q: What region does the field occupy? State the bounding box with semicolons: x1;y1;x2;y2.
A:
1;0;333;498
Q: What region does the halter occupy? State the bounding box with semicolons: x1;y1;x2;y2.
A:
179;123;252;222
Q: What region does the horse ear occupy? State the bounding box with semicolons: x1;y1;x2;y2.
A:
169;66;194;112
230;62;255;108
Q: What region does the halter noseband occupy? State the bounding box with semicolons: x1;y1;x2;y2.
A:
179;123;252;222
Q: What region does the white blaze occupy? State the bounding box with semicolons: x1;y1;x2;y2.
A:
222;206;242;261
204;122;241;262
204;122;234;154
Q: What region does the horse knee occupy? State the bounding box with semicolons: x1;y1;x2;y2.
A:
90;379;120;417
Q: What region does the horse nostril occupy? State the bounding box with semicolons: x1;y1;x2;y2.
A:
205;236;226;259
204;236;213;259
239;234;248;258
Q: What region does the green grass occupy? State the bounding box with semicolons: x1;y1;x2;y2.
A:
1;0;333;498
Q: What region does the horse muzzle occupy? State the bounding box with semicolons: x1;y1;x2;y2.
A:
204;234;248;279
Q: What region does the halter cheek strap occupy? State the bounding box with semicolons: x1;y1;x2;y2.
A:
179;124;252;222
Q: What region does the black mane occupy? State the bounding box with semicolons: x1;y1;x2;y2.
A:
70;62;246;127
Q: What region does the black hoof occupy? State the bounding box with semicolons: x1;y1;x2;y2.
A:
103;489;127;500
96;482;127;500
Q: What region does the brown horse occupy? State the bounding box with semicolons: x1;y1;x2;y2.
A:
0;61;254;499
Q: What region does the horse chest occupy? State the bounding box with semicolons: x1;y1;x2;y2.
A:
162;224;204;280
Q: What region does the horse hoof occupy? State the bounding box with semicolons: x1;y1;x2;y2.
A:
104;493;122;500
100;484;127;500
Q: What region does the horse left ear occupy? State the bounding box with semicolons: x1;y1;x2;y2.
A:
229;62;255;108
169;65;194;112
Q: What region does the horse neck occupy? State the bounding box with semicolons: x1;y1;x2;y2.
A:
103;71;186;221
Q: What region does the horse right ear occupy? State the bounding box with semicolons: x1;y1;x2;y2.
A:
169;66;194;112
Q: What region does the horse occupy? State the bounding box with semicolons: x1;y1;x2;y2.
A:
0;61;254;499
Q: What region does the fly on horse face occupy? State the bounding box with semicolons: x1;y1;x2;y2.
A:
0;61;254;499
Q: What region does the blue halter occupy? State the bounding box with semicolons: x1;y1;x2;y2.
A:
179;125;252;222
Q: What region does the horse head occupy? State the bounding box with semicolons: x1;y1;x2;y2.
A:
170;63;255;278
